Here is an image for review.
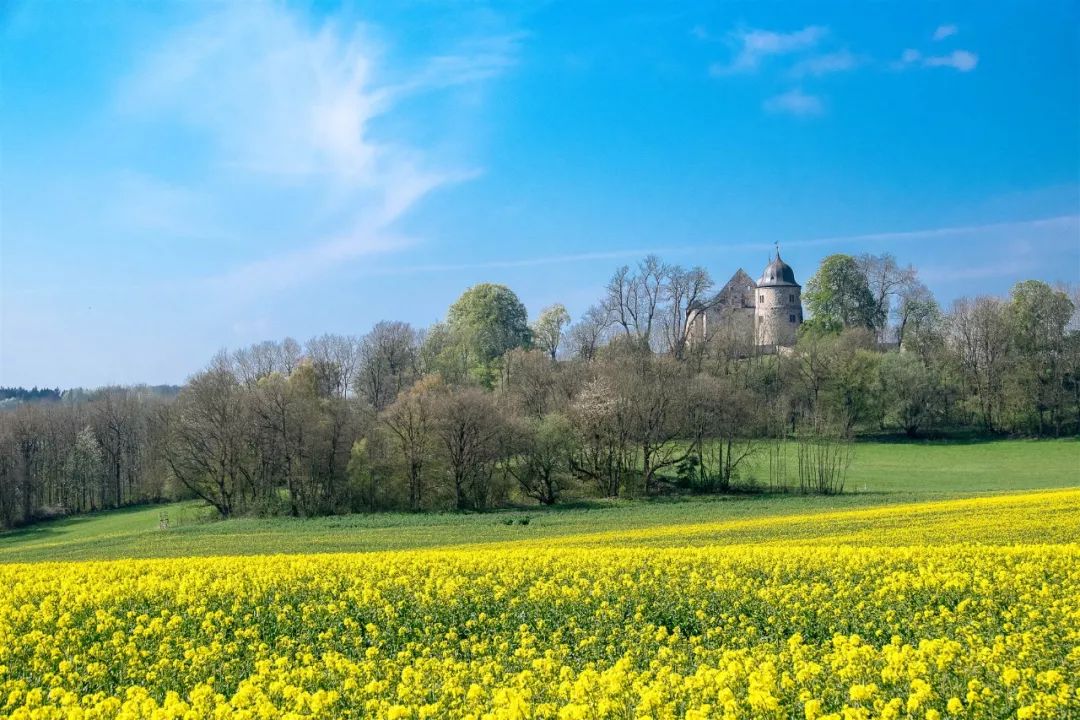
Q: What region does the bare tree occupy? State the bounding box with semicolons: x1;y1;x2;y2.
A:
895;281;940;351
569;376;633;497
381;376;439;511
277;337;303;375
305;334;357;399
165;367;255;518
432;387;506;510
604;255;668;344
233;341;281;385
357;321;420;411
948;297;1011;431
91;388;138;508
499;348;561;418
620;353;692;494
857;253;917;340
663;265;713;359
567;304;611;361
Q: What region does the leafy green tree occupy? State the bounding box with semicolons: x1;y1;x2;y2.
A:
896;284;944;359
531;304;571;359
1005;280;1075;434
879;351;948;437
447;284;532;384
804;254;881;333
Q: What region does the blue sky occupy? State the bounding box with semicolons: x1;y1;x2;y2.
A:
2;0;1078;388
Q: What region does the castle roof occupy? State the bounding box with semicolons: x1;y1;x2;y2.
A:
757;252;799;288
689;269;756;310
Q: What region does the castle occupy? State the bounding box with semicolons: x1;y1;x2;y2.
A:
686;251;804;347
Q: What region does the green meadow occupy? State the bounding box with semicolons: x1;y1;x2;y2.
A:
1;438;1076;563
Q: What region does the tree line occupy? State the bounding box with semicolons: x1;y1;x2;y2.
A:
1;253;1076;527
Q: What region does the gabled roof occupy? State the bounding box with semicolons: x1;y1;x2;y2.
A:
690;269;756;310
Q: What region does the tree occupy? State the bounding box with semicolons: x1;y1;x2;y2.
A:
165;367;255;518
432;387;506;510
447;283;532;382
356;321;419;411
91;388;139;509
250;369;311;516
804;254;881;332
346;436;398;512
604;255;668;344
381;376;440;511
791;328;878;432
500;348;562;418
420;322;471;385
663;265;713;360
896;282;943;356
569;376;633;497
531;304;571;359
67;427;103;511
567;304;611;360
1005;280;1075;434
506;413;575;505
682;374;757;492
233;341;280;385
305;334;359;399
947;297;1011;432
593;339;691;495
879;351;949;437
857;253;917;339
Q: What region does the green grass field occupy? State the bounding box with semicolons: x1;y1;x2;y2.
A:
1;438;1076;563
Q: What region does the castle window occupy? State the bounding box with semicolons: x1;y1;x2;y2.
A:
789;314;796;323
789;294;794;303
759;294;764;303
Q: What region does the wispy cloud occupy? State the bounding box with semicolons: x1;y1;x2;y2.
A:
362;216;1080;276
933;24;958;41
793;215;1077;248
894;48;978;72
790;49;860;78
763;88;824;117
711;25;827;74
924;50;978;71
120;3;518;294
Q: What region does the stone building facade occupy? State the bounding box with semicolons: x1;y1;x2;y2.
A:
686;252;803;348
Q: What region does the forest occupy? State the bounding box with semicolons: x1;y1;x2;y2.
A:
1;252;1076;527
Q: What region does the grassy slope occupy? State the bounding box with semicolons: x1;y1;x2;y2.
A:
1;438;1076;563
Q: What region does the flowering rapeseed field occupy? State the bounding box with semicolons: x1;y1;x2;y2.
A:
1;490;1077;719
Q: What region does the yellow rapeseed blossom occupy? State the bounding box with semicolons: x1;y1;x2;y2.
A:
0;490;1077;718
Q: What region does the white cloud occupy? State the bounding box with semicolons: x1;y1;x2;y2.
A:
713;25;827;74
119;3;517;293
924;50;978;72
933;24;958;41
894;48;977;72
790;49;860;78
763;88;824;117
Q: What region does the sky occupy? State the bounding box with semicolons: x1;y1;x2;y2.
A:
2;0;1078;388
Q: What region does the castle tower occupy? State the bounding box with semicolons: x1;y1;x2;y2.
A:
754;249;802;347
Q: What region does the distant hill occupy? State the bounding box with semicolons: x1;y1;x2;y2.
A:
0;387;62;407
0;385;182;410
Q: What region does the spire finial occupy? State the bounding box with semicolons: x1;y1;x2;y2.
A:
775;241;781;260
